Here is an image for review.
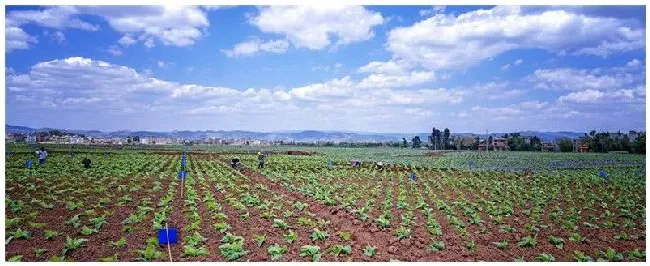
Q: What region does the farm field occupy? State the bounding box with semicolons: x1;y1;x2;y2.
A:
4;145;646;262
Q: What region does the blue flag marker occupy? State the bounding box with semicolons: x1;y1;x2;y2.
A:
158;228;178;245
25;160;33;169
599;170;610;182
178;170;187;179
409;173;416;181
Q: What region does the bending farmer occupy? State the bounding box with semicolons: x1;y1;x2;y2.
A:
258;152;266;169
82;158;92;169
231;157;242;170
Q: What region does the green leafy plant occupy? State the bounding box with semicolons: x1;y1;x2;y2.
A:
310;228;329;242
182;245;209;257
80;225;98;236
395;227;411;240
98;254;119;262
111;237;127;248
29;222;46;229
5;217;21;229
11;228;31;240
573;251;594;262
273;219;289;230
268;244;288;260
34;248;48;258
598;248;623;262
44;229;59;240
247;235;264;248
8;255;23;262
363;245;376;257
548;235;565;249
135;238;163;261
89;216;107;230
219;242;248;261
330;245;352;256
464;239;477;251
283;231;297;244
375;216;391;228
493;240;508;250
568;232;587;243
536;253;556;262
429;241;445;252
518;235;537;247
300;245;321;262
338;231;352;241
627;249;645;260
213;222;231;233
49;255;66;262
63;236;88;256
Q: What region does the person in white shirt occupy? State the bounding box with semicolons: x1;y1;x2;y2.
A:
37;147;48;165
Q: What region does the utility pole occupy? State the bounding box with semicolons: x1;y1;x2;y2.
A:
486;129;489;151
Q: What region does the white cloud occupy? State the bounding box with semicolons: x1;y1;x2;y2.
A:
358;60;411;75
249;6;384;50
419;6;446;17
5;26;38;52
558;89;641;104
118;35;137;46
80;6;210;47
357;70;436;88
107;45;123;56
222;39;289;57
514;59;523;66
311;63;343;72
5;6;210;53
387;6;645;70
44;30;66;44
529;67;638;91
500;64;511;71
6;6;99;31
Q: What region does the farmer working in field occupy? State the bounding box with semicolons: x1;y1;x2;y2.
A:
231;157;242;170
375;161;384;171
258;152;266;169
82;158;92;169
36;147;48;165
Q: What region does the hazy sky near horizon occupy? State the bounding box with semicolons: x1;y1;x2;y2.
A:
5;5;646;133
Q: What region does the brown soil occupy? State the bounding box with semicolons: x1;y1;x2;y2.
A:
285;150;314;156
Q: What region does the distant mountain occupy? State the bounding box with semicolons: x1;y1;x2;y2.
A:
6;124;589;142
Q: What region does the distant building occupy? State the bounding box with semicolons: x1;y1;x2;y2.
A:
492;138;508;151
541;142;558;152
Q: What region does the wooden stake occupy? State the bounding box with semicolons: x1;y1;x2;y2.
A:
181;176;184;198
165;223;173;262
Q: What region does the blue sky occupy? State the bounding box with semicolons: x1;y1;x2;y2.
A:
5;5;646;133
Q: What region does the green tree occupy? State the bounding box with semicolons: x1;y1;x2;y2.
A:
443;128;450;150
402;138;408;148
633;132;645;154
412;136;422;148
558;138;573;152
